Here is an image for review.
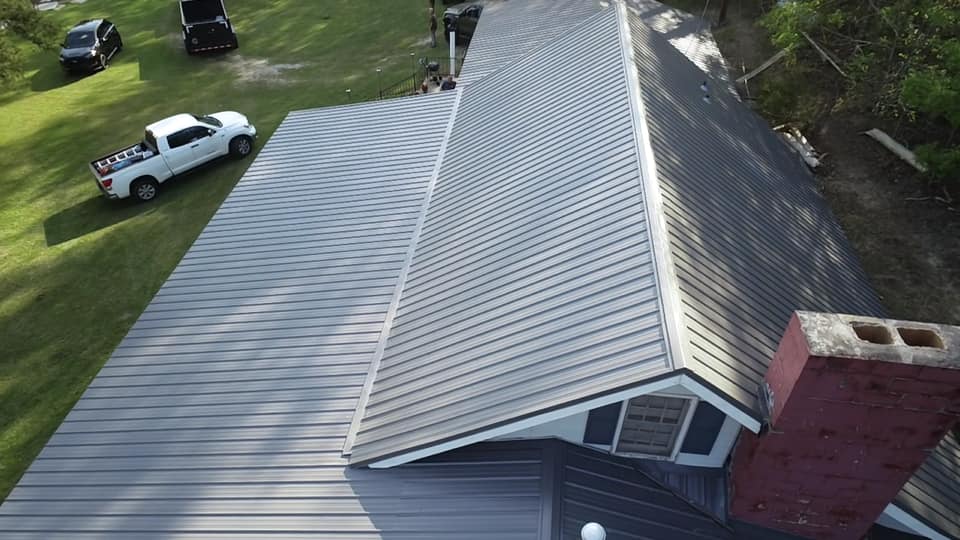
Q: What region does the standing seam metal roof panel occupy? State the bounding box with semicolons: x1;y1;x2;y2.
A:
350;7;675;466
559;444;734;540
0;92;550;540
894;431;960;539
625;13;886;412
456;0;604;86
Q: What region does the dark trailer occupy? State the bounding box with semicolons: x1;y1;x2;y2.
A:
180;0;238;54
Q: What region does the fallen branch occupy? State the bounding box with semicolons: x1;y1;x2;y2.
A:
778;126;821;169
736;50;788;84
801;31;849;78
862;128;927;172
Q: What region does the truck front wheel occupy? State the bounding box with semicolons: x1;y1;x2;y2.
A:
131;177;159;203
230;136;253;159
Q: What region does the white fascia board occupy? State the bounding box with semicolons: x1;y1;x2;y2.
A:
880;504;948;540
679;374;762;433
676;413;741;467
367;375;683;468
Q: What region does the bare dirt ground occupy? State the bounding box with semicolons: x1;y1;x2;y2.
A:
691;0;960;325
217;54;306;85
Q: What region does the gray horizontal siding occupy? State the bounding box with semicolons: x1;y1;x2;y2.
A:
895;430;960;539
351;8;672;466
0;93;547;540
626;15;885;411
457;0;603;85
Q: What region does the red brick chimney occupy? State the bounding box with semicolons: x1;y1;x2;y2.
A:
730;311;960;540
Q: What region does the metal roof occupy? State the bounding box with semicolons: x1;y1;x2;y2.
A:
895;431;960;539
3;1;954;538
625;0;736;96
349;6;676;467
456;0;604;86
0;93;557;539
626;13;886;415
560;444;735;539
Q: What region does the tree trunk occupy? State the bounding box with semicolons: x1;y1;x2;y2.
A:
718;0;730;25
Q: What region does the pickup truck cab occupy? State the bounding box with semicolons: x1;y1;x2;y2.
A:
90;112;256;202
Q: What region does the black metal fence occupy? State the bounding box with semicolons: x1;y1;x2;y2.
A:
365;54;467;101
380;73;421;100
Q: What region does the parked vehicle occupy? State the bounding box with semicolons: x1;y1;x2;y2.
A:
89;112;257;202
59;19;122;74
442;3;483;44
180;0;238;54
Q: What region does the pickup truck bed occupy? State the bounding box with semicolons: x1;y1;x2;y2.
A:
181;0;238;54
92;143;156;176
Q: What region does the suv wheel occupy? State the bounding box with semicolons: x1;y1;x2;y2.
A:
229;136;253;159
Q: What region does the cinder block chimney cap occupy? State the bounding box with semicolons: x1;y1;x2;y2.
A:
795;311;960;369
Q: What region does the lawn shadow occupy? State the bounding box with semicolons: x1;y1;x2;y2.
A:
41;158;233;247
43;195;155;246
30;63;86;92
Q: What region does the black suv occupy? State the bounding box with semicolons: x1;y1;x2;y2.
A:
443;3;483;44
59;19;123;74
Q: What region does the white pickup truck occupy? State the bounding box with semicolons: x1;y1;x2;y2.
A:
90;112;257;202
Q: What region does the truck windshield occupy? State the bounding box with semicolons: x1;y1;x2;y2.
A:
65;31;95;48
192;114;223;127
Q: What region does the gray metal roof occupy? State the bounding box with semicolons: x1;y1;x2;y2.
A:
3;2;954;538
895;430;960;539
0;93;550;539
625;0;737;97
350;6;675;466
456;0;604;85
560;444;733;539
626;12;886;413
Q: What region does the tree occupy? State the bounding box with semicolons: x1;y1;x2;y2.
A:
761;0;960;186
0;0;59;82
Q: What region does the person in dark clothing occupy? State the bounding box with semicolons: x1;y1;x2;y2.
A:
429;8;438;48
440;75;457;90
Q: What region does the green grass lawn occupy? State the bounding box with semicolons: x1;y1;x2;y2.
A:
0;0;440;501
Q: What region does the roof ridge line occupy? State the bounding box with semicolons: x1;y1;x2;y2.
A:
614;1;690;373
341;89;464;458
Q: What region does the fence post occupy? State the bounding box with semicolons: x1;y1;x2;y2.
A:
376;68;383;100
411;52;418;94
449;31;456;76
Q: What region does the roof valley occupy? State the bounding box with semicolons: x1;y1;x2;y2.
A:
341;89;465;457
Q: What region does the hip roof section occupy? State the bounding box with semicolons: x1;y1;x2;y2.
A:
350;6;676;467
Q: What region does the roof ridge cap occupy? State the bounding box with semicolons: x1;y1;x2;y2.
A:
341;89;464;458
614;2;690;373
